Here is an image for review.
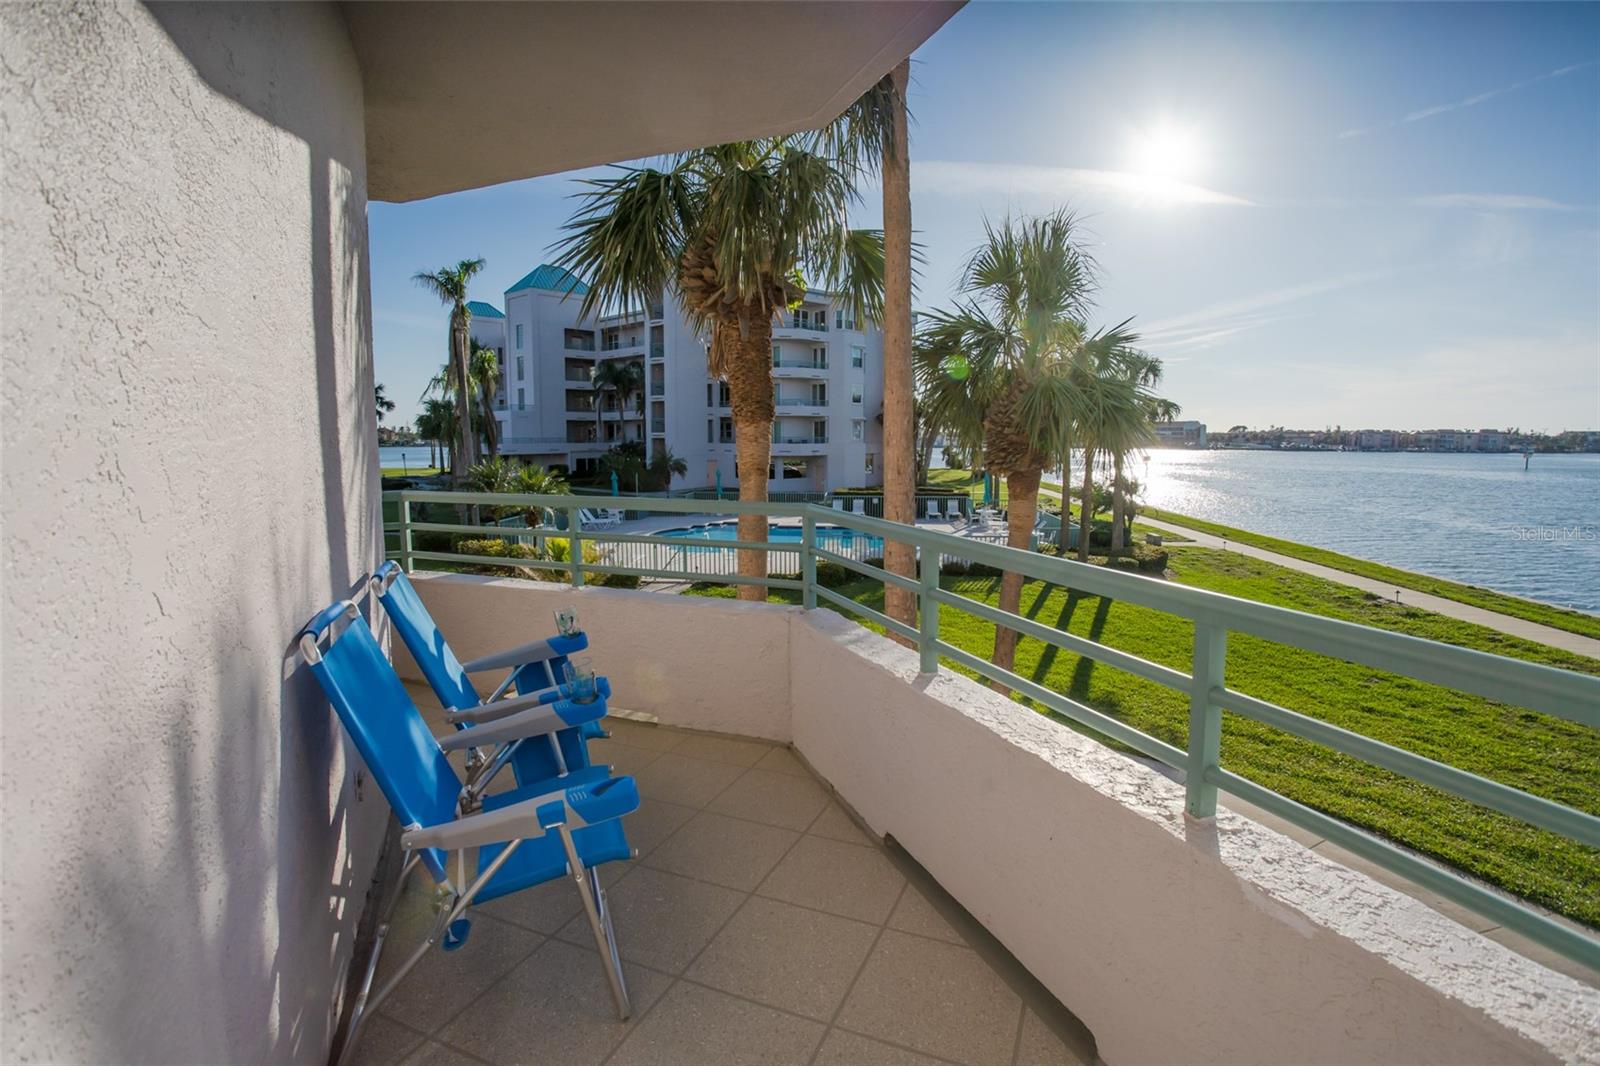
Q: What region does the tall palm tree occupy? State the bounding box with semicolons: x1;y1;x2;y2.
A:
592;360;644;445
647;447;690;491
553;139;884;600
817;65;915;630
413;258;486;480
915;211;1102;677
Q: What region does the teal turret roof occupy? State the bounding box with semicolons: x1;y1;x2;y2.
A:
465;301;504;319
505;263;590;296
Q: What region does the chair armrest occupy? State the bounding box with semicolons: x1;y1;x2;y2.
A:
400;776;640;852
437;697;606;752
460;631;589;673
445;676;612;726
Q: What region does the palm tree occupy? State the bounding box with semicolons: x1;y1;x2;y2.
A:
1108;382;1176;551
817;65;916;629
553;138;885;600
413;258;486;481
647;447;689;491
374;382;396;424
592;359;644;445
470;343;502;458
415;397;456;473
465;456;569;527
917;211;1124;678
1066;336;1162;560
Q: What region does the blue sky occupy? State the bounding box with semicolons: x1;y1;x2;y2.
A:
371;1;1599;432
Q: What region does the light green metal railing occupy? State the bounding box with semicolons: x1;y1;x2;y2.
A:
383;489;1600;971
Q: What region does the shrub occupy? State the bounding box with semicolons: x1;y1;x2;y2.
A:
940;559;969;577
452;537;564;580
814;560;852;589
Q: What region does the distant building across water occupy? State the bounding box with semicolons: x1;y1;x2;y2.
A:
1153;420;1208;448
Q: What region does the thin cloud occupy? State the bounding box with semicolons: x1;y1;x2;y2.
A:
1140;272;1385;352
1411;193;1590;212
1339;62;1592;139
913;160;1254;208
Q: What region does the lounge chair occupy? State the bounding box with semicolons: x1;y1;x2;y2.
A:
579;507;622;530
850;498;866;516
923;499;941;520
371;562;608;797
831;498;846;511
299;602;635;1066
945;499;966;525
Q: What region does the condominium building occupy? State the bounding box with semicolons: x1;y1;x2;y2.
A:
488;263;884;493
1152;419;1208;448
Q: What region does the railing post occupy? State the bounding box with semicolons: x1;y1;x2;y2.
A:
918;544;939;674
567;505;585;588
1186;621;1227;818
397;492;414;573
801;512;817;610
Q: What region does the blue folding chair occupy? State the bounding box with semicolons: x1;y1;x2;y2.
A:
299;601;635;1066
371;562;608;801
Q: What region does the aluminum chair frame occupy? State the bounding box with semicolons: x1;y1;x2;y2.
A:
300;602;634;1066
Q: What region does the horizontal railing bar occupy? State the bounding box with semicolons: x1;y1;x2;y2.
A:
934;641;1188;770
803;504;1599;728
588;532;790;552
1214;687;1600;847
409;521;548;537
814;584;920;643
811;547;920;593
931;587;1192;693
1208;767;1600;972
407;549;576;574
577;563;803;591
393;489;804;517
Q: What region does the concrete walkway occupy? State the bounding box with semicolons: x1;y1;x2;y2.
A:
1035;482;1599;658
1140;515;1600;659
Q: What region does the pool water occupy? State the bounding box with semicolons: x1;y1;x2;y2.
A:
655;521;884;554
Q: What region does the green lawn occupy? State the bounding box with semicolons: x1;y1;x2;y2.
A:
383;465;442;477
1140;507;1600;641
688;550;1600;927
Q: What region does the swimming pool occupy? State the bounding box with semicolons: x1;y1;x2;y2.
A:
653;521;884;554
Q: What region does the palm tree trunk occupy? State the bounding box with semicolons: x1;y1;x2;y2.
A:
481;388;500;457
990;466;1041;683
1055;439;1072;553
727;314;776;601
1110;453;1126;551
1076;445;1095;562
880;58;917;640
451;317;475;480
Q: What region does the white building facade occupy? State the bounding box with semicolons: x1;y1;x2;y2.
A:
491;264;884;494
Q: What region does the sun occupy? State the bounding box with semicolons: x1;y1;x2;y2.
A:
1128;121;1205;181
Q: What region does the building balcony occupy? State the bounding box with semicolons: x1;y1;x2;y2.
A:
650;343;665;359
369;532;1600;1066
775;398;827;415
566;343;598;355
772;437;828;454
772;361;829;378
650;418;666;435
650;382;665;397
565;375;595;387
773;317;829;338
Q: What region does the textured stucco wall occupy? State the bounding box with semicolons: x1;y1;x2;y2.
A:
397;574;795;741
1;4;386;1062
788;610;1600;1066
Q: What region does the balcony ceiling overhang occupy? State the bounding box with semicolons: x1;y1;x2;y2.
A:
343;0;964;203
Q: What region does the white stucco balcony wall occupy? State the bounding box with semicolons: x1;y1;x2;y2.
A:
399;573;1600;1066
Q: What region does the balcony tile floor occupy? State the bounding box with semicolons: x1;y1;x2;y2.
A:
353;685;1095;1066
